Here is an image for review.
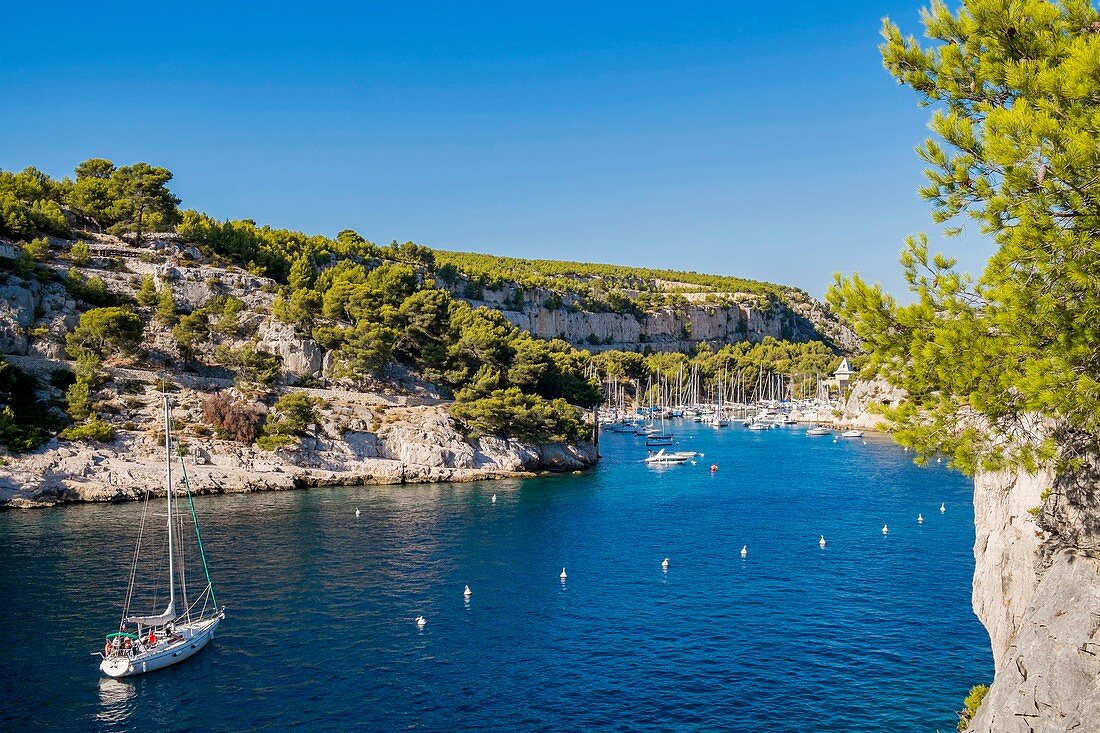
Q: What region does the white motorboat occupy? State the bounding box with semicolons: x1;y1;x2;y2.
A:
841;429;864;438
806;426;832;436
97;395;225;678
746;421;771;431
645;433;674;446
644;449;688;465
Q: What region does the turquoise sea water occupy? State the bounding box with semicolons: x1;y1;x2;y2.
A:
0;423;991;732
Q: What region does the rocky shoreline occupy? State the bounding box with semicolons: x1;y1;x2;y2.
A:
0;375;598;510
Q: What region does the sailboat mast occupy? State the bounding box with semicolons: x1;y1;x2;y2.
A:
164;394;176;616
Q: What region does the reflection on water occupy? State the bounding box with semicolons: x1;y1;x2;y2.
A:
95;678;134;726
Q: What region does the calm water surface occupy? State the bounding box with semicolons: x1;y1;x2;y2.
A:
0;423;991;732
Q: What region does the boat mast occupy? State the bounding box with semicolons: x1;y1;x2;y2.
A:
164;394;176;620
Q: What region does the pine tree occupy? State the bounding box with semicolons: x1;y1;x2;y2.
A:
829;0;1100;472
156;283;177;324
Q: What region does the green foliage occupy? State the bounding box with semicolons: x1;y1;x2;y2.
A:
64;268;112;306
65;307;143;360
330;323;399;377
155;283;177;324
59;416;116;443
269;392;321;434
69;240;91;266
135;275;158;306
957;684;989;731
433;250;791;303
591;338;837;402
102;162;181;239
451;387;587;443
176;214;429;284
830;0;1100;472
171;294;248;360
0;159;180;241
216;343;281;390
173;311;210;360
257;392;322;449
0;357;60;452
0;167;71;239
255;433;298;451
22;237;51;262
65;378;92;421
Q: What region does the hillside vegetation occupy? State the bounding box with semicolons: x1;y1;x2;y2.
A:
0;158;842;456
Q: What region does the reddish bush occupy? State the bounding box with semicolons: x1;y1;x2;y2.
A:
201;391;262;443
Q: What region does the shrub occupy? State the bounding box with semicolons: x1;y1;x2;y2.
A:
216;344;281;390
66;379;92;421
135;275;158;306
957;684;989;732
70;241;91;266
256;433;298;451
155;283;177;324
65;307;143;359
0;358;59;452
268;392;320;434
23;237;51;262
60;416;116;442
257;392;322;450
200;391;263;443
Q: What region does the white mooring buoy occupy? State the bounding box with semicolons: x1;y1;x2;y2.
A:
560;568;567;581
918;513;924;524
416;615;426;628
355;507;360;517
819;535;826;548
740;545;748;558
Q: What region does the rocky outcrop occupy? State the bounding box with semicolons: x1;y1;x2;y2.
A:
965;451;1100;732
837;377;906;430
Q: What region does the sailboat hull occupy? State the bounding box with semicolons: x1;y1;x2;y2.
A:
100;613;224;678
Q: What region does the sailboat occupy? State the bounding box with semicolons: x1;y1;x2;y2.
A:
97;395;225;678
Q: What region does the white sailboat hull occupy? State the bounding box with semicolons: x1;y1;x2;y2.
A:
100;613;224;678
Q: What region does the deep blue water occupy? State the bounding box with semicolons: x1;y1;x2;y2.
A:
0;423;991;732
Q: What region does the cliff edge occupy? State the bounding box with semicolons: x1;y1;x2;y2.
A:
966;452;1100;732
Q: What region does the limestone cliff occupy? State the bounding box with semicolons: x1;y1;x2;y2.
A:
443;275;856;354
966;452;1100;732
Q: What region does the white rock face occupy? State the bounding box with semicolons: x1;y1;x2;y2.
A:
967;549;1100;732
0;280;37;354
256;320;324;379
838;378;906;430
445;278;855;353
971;467;1052;668
966;455;1100;732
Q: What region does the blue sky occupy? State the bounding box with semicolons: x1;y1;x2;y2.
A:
0;1;993;298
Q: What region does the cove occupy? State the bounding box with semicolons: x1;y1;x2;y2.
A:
0;422;991;732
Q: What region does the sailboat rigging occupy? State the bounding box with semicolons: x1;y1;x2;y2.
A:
97;394;225;677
